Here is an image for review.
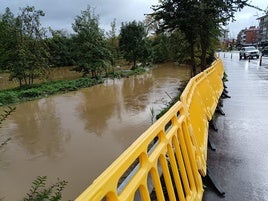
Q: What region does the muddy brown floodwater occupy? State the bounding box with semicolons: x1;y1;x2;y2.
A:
0;63;190;200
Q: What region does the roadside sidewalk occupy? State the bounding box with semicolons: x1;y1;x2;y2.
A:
203;52;268;201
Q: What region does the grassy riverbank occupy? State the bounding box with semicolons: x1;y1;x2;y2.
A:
0;67;147;106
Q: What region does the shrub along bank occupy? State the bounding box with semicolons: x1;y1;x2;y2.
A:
0;67;147;106
155;80;188;120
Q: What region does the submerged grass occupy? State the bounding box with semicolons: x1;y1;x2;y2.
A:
0;77;102;106
156;80;188;120
0;67;147;106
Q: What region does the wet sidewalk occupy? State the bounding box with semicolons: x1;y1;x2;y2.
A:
203;52;268;201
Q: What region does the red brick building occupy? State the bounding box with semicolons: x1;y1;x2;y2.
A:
237;26;259;47
245;26;259;44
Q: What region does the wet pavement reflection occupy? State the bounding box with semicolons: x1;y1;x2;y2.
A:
0;63;190;200
203;52;268;201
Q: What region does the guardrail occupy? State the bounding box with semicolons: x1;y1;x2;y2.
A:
75;58;224;201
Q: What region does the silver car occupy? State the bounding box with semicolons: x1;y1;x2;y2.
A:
239;46;260;60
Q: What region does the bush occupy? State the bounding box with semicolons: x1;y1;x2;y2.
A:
0;77;102;106
23;176;67;201
18;88;41;98
0;68;148;107
0;91;19;105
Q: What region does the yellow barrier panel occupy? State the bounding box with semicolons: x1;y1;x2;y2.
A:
204;60;224;101
193;72;218;120
180;76;209;176
180;58;224;176
214;59;224;79
75;101;203;201
75;58;225;200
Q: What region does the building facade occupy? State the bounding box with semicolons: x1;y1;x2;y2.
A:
218;28;235;50
257;14;268;47
236;26;259;48
245;26;259;45
218;29;229;44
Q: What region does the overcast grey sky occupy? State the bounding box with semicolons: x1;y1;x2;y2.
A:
227;0;268;38
0;0;267;38
0;0;158;34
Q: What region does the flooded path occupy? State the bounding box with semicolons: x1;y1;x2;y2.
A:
0;63;190;200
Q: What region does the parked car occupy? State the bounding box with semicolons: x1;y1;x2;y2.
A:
239;46;260;60
261;46;268;56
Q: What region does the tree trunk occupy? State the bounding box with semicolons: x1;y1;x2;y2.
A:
91;69;97;78
133;59;136;70
200;46;207;71
190;41;196;76
200;34;208;71
132;52;137;70
31;73;34;84
23;76;27;86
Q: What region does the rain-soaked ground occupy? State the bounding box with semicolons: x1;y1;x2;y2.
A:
203;52;268;201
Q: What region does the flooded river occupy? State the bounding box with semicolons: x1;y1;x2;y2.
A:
0;63;190;200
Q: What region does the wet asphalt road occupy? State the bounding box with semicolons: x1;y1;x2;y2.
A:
203;52;268;201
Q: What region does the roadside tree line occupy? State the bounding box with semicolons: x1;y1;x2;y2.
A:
151;0;260;75
0;6;147;87
0;1;258;88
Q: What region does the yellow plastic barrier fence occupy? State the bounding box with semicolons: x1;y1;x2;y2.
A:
76;101;203;201
204;60;224;101
194;72;218;120
75;58;225;200
180;58;224;176
214;59;225;79
180;75;210;176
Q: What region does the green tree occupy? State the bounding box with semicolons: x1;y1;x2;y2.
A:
8;6;49;86
150;33;170;63
72;6;111;78
144;14;159;35
196;0;239;70
45;29;74;67
171;30;193;64
106;19;119;68
152;0;206;75
149;31;190;64
144;15;189;64
152;0;250;75
119;21;149;69
0;7;17;71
